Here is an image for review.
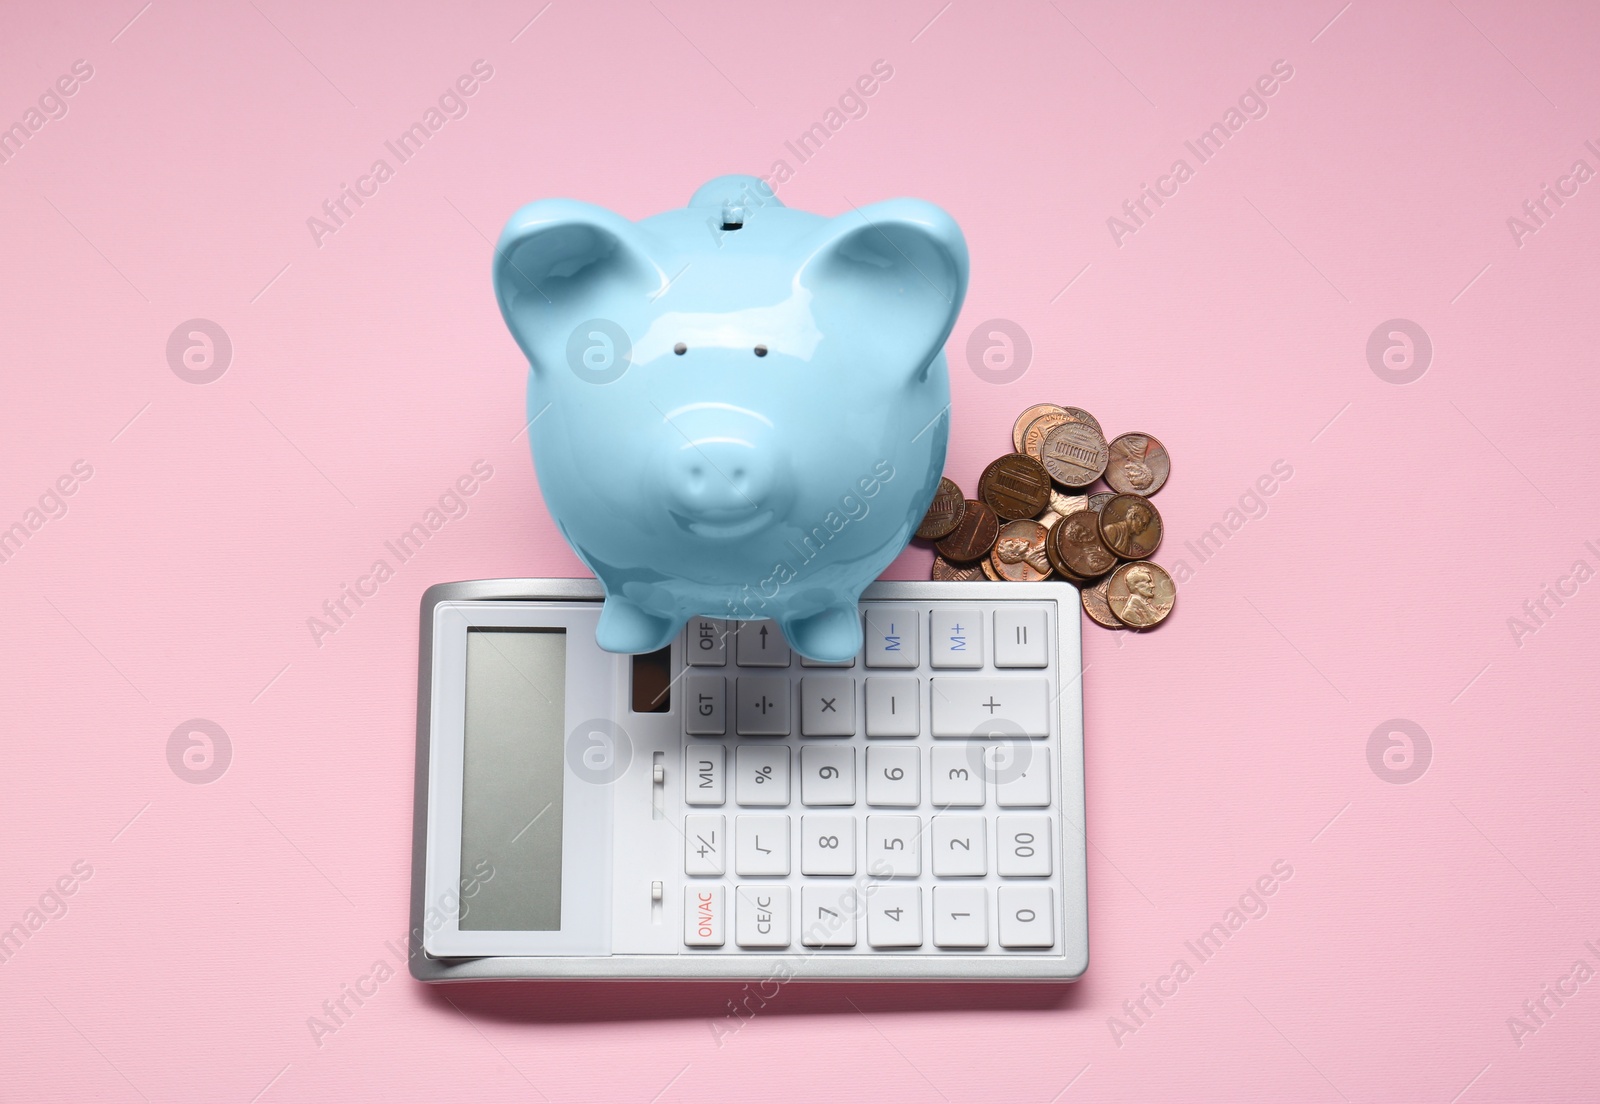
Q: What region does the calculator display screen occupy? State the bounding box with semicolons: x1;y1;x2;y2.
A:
459;628;566;931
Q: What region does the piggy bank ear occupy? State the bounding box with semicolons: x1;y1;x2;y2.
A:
797;199;969;373
492;199;663;367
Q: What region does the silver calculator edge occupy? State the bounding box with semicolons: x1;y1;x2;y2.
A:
408;578;1089;983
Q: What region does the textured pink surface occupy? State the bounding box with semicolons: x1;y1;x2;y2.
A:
3;0;1598;1099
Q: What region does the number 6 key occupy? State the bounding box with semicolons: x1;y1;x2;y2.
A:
866;746;919;806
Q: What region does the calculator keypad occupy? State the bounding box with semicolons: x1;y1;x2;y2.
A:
928;609;984;669
734;746;789;806
866;885;923;947
684;814;725;876
800;676;856;736
736;620;790;667
683;745;725;805
801;815;857;875
735;816;790;876
735;885;790;947
685;675;726;735
865;747;919;806
933;885;988;947
932;816;987;877
678;602;1061;955
736;676;791;736
801;885;858;946
928;677;1050;738
864;678;920;737
799;746;855;805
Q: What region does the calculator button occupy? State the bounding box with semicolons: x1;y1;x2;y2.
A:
931;816;987;876
800;746;855;806
801;884;858;947
993;609;1047;668
994;746;1051;807
933;885;988;948
998;886;1055;948
930;746;984;807
683;814;725;876
801;814;857;875
800;653;855;668
735;885;791;948
863;607;919;667
929;677;1049;738
864;678;920;737
686;618;730;666
735;746;790;806
866;815;922;877
683;745;725;806
997;815;1052;876
800;676;856;736
735;815;790;876
736;676;791;736
866;884;922;947
929;609;983;669
684;885;725;946
736;620;790;667
865;747;920;806
684;675;726;736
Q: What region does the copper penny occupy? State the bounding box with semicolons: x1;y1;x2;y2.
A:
1081;575;1123;629
980;557;1001;581
1061;406;1102;433
1087;492;1116;513
1044;525;1090;583
978;454;1052;520
935;499;999;562
1036;507;1061;532
1053;507;1119;578
916;477;966;539
1012;404;1067;452
931;555;985;581
1020;411;1071;460
990;520;1052;581
1048;490;1089;517
1107;561;1176;628
1022;407;1102;459
1040;421;1109;488
1105;433;1170;496
1098;493;1163;559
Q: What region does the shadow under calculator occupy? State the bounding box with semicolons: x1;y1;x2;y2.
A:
421;978;1084;1025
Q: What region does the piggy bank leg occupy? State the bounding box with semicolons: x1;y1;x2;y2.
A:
596;595;681;655
781;604;863;664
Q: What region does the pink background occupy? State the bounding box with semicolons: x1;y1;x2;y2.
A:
3;0;1598;1099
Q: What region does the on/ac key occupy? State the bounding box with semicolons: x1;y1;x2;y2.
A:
684;886;725;947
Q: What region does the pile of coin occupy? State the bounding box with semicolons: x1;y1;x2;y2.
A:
914;404;1176;630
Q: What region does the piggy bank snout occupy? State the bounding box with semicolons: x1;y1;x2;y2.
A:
662;437;778;523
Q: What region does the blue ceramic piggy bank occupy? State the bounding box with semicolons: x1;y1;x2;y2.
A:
492;174;969;661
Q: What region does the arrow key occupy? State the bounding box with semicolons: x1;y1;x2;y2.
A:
736;620;791;667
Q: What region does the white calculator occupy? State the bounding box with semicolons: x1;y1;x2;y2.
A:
410;578;1088;981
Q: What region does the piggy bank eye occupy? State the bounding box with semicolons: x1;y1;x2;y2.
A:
753;344;768;357
673;342;687;355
